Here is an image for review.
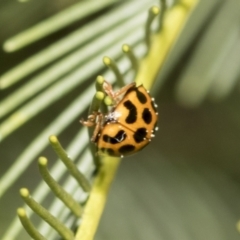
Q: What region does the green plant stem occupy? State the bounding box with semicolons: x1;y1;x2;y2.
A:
95;75;105;92
19;188;74;240
88;91;105;115
49;135;91;192
103;56;125;87
17;208;47;240
75;157;121;240
122;44;139;74
104;96;114;106
236;220;240;234
95;76;109;113
136;1;197;89
145;6;160;52
38;157;83;217
158;0;167;31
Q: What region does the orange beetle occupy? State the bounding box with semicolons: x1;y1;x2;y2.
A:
80;81;158;157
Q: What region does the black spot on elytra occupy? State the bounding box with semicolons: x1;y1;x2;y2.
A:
103;130;126;144
133;128;147;143
119;144;135;154
142;108;152;124
135;87;147;104
125;85;147;104
123;100;137;124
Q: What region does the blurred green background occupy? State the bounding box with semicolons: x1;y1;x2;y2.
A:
1;0;240;239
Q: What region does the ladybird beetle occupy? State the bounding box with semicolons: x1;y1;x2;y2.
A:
80;81;158;157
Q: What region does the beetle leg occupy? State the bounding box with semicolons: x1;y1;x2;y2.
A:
80;113;97;126
80;112;104;142
113;82;136;98
103;81;136;100
102;81;115;98
91;113;103;142
80;119;94;127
